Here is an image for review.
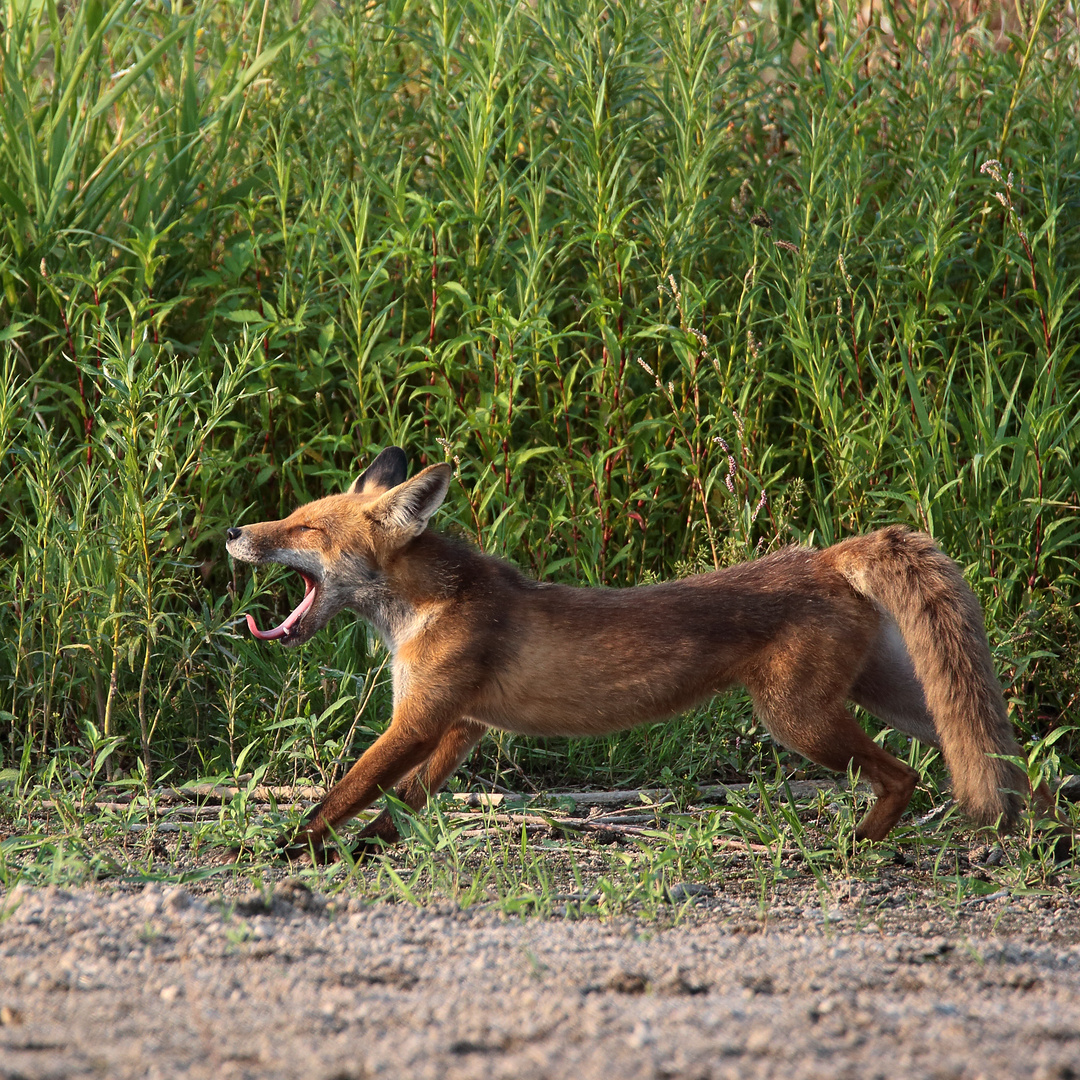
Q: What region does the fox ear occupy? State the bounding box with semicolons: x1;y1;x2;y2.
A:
372;463;452;538
349;447;408;495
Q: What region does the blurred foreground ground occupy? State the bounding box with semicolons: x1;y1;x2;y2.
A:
1;879;1078;1080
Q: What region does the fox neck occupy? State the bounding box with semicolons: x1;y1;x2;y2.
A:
352;531;463;655
359;589;439;655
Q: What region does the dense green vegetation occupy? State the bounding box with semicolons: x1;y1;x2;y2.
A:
1;0;1077;808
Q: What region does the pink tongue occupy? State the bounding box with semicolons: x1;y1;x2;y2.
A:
246;573;317;641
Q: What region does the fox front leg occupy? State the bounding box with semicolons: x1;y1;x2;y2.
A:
275;726;440;861
345;719;487;859
275;700;469;861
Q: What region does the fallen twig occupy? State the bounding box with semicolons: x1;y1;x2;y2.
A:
457;810;775;855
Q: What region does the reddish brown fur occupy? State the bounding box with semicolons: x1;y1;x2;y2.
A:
224;447;1056;859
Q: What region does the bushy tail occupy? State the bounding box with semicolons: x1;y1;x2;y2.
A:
829;526;1026;829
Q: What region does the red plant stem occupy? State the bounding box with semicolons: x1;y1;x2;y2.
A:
93;283;102;412
987;525;1000;600
1029;438;1044;590
894;320;917;426
428;228;438;345
263;393;275;460
592;481;611;574
553;351;573;456
1017;230;1052;359
254;260;269;362
506;342;514;426
998;180;1051;362
456;471;485;548
423;368;437;445
503;345;514;498
601;344;615;442
616;257;624;342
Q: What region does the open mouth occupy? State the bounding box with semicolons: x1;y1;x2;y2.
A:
246;571;318;641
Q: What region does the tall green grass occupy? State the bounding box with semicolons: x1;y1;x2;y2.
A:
1;0;1077;794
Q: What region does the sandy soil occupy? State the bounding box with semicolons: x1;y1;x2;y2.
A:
2;874;1080;1080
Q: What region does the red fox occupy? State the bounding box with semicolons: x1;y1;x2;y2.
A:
225;446;1049;859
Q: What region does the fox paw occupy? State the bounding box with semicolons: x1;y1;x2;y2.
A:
1042;830;1075;865
342;837;390;863
273;833;329;865
208;843;245;866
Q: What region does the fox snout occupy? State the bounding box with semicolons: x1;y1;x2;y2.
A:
225;522;325;643
225;526;260;564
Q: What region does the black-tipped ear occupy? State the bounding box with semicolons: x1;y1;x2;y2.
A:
349;447;408;495
372;463;452;538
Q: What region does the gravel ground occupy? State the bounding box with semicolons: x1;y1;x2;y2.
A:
3;877;1080;1080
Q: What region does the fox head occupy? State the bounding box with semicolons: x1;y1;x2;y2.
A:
225;447;452;646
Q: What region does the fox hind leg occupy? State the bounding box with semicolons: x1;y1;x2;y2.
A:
750;672;920;842
818;708;920;841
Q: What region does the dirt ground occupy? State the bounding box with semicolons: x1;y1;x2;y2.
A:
2;871;1080;1080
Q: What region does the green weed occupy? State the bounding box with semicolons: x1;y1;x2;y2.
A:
0;0;1076;840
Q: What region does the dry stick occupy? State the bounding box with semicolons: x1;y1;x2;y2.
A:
147;778;840;808
33;801;772;848
157;783;324;803
37;802;224;821
53;782;839;857
40;800;133;813
462;812;774;855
